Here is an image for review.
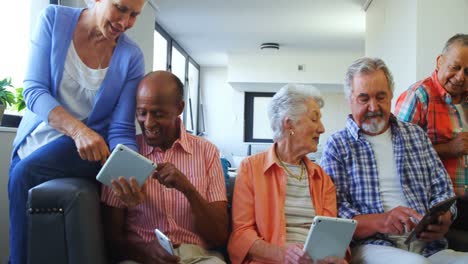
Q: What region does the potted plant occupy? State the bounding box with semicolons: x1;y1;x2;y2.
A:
0;77;16;124
14;87;26;112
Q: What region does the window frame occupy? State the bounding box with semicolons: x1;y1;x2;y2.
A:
171;42;191;132
154;23;172;71
155;22;201;135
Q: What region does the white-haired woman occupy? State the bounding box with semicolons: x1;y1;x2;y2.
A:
8;0;145;262
228;84;348;264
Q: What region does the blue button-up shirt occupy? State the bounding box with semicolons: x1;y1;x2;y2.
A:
320;115;456;257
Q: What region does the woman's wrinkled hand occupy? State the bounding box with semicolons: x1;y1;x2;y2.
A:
71;125;110;164
284;244;312;264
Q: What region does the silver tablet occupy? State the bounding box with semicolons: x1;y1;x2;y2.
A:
303;216;357;260
96;144;157;187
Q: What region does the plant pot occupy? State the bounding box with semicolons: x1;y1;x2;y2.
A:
1;114;22;128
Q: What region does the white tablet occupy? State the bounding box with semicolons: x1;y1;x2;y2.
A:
96;144;157;187
303;216;357;261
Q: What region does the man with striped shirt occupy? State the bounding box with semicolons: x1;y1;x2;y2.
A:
101;71;228;264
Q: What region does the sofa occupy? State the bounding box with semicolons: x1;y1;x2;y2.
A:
27;178;107;264
27;176;468;264
27;174;237;264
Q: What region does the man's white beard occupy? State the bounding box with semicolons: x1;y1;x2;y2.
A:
362;118;386;134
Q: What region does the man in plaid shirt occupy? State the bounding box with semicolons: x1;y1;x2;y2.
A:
395;34;468;233
321;57;468;263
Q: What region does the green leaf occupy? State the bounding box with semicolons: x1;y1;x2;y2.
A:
15;87;25;111
0;77;17;107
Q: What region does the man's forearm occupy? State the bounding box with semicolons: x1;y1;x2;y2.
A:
434;142;462;159
183;186;229;248
352;214;385;239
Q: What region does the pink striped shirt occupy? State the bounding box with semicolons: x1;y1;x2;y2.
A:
101;121;227;247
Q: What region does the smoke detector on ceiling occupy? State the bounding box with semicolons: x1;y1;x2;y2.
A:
260;43;280;50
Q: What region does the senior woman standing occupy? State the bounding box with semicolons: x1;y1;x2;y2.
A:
228;84;347;264
8;0;145;263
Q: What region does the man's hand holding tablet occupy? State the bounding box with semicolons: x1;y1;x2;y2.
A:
405;196;457;244
96;144;157;207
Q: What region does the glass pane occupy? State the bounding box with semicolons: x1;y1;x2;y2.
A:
153;30;167;71
59;0;86;7
0;1;31;115
171;46;188;129
187;62;199;134
171;46;186;83
253;97;273;139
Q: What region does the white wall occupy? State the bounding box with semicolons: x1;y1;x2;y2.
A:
211;48;364;162
365;0;417;103
320;92;349;147
228;51;362;85
200;67;246;158
0;129;17;263
416;0;468;79
201;67;350;163
126;2;156;73
366;0;468;105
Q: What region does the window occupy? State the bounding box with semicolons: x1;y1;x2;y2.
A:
171;45;187;83
154;23;201;134
186;60;200;133
244;93;274;143
153;30;168;71
0;1;31;115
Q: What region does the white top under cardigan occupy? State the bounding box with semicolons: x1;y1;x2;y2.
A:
18;42;107;158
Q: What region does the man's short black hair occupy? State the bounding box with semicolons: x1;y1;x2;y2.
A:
142;71;184;103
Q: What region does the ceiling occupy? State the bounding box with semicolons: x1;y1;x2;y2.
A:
152;0;368;67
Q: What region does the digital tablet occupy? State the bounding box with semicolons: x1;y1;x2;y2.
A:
96;144;157;187
303;216;357;260
404;196;457;245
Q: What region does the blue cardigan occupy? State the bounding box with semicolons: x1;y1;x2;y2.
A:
13;5;145;157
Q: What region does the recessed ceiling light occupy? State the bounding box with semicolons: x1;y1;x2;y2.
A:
260;43;280;50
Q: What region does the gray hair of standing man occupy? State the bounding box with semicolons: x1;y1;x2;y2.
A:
343;57;395;101
442;34;468;54
268;84;324;142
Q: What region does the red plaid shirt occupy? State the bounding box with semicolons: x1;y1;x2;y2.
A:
395;70;468;196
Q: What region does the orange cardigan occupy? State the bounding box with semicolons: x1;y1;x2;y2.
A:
227;145;339;264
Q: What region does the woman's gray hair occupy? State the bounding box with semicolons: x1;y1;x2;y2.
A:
268;84;324;142
343;57;395;101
